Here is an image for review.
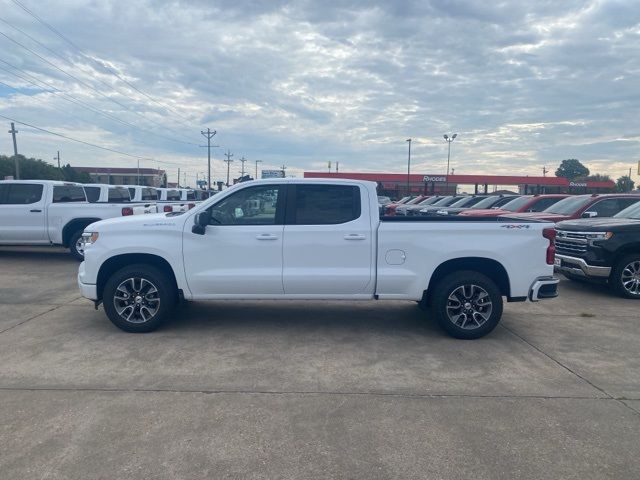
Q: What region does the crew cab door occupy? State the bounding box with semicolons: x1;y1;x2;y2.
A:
0;183;47;243
282;183;373;295
182;184;285;296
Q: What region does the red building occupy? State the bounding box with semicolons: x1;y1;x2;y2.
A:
304;172;615;198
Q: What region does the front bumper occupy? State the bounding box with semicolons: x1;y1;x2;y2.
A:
555;254;611;278
529;276;560;302
77;261;98;300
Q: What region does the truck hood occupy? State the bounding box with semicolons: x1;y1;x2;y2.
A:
555;217;640;232
86;212;185;232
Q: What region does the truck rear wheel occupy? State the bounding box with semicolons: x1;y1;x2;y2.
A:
429;270;503;339
103;264;176;332
610;254;640;299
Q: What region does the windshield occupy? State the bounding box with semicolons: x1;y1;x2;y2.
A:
430;196;457;206
406;196;425;205
417;196;441;206
500;196;532;212
614;202;640;219
449;196;485;208
470;196;507;209
543;196;592;215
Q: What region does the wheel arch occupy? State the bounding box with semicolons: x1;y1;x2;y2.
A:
62;218;101;247
96;253;179;301
423;257;511;304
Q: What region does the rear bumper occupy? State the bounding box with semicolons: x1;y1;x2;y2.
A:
529;276;559;302
555;254;611;278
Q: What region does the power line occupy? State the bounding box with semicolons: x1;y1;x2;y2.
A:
7;1;196;127
0;60;200;148
0;27;199;146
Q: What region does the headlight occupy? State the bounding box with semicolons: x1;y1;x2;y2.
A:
586;232;613;240
82;232;99;245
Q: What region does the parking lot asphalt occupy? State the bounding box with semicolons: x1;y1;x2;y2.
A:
0;247;639;479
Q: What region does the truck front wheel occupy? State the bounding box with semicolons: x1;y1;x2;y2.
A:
429;271;503;339
103;264;176;332
610;254;640;299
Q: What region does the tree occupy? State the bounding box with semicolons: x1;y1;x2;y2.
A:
61;163;92;183
555;159;589;180
585;173;612;182
616;175;635;193
0;155;90;182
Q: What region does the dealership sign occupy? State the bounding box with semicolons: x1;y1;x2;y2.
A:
261;169;285;179
423;175;447;183
569;182;587;187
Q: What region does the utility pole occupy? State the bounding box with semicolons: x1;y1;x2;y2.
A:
200;128;217;192
255;159;262;179
336;162;339;173
406;138;412;196
239;157;247;178
137;159;140;185
542;166;548;177
8;122;19;179
54;151;61;169
281;164;287;177
183;172;187;188
223;150;233;186
177;168;180;188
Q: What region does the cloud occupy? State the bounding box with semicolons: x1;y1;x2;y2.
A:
0;0;638;185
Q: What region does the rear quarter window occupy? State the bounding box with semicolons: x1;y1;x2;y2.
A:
84;186;101;202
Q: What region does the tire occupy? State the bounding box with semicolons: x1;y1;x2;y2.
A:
610;254;640;299
68;229;86;261
103;264;177;332
429;270;503;339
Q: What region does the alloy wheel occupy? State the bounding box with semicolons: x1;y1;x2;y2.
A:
113;277;161;324
446;284;493;329
621;260;640;296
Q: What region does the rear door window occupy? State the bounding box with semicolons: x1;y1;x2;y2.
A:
1;183;44;204
108;187;131;203
290;184;361;225
141;188;157;201
53;185;86;203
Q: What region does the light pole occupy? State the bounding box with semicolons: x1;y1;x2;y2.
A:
406;138;412;196
255;159;262;179
444;133;457;194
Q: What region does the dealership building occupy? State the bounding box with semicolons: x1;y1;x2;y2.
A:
304;172;615;197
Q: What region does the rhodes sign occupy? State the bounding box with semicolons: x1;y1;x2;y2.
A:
423;175;447;183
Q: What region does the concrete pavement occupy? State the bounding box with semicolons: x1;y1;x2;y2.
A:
0;246;638;479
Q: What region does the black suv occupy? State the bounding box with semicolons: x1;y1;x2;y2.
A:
555;199;640;298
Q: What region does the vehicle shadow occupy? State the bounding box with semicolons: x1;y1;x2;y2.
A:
558;276;627;300
0;247;75;263
161;300;446;338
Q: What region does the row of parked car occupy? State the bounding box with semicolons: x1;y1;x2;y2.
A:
380;192;640;299
0;180;208;260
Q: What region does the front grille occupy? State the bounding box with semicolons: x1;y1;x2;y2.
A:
556;230;588;256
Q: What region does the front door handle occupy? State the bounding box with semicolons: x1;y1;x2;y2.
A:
344;234;366;240
256;234;279;240
30;209;42;213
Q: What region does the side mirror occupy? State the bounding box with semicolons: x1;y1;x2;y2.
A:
192;210;211;235
582;211;598;218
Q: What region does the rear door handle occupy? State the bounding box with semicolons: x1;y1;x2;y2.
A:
30;209;42;213
344;234;366;240
256;234;279;240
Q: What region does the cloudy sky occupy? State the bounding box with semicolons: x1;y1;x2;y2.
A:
0;0;639;185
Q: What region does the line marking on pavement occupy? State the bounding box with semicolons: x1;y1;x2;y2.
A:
0;386;637;403
0;304;66;335
500;324;640;419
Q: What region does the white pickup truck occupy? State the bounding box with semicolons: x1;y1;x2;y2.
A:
78;179;559;339
156;187;197;213
83;184;157;215
0;180;139;260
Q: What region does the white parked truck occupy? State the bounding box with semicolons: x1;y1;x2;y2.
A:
156;187;197;213
78;179;559;338
83;184;157;215
0;180;140;260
